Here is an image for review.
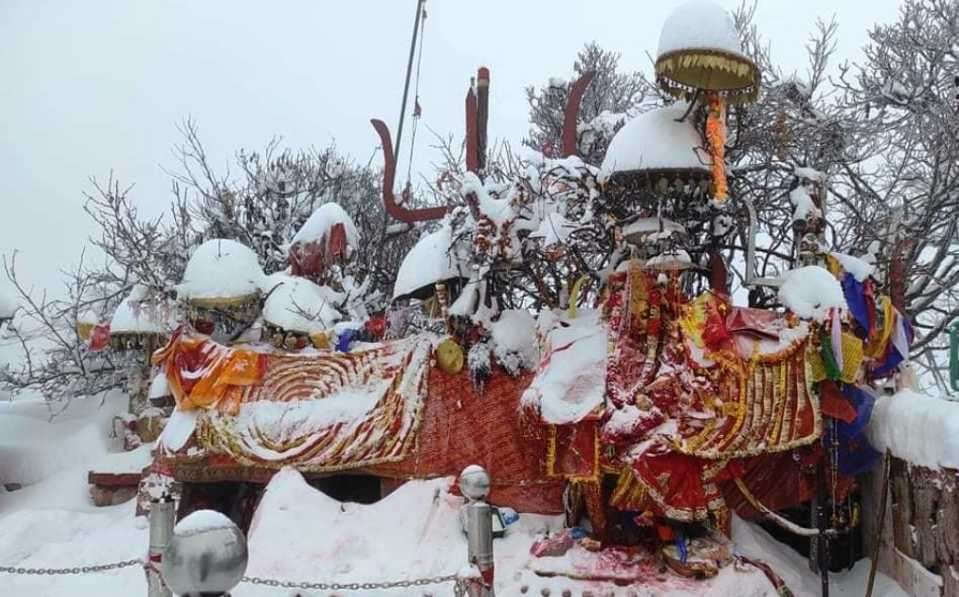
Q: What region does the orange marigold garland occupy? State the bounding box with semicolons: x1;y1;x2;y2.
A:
706;92;728;202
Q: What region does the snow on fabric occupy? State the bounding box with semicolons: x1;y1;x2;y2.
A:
831;252;875;282
290;201;359;249
778;266;847;321
393;223;466;299
522;309;607;425
148;371;170;399
601;103;708;175
657;0;746;59
868;390;959;469
159;336;433;471
178;238;265;300
159;409;199;452
262;275;342;333
490;309;539;375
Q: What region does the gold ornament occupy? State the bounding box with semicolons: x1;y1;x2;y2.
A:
435;338;464;374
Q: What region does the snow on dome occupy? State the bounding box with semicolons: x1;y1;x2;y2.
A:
110;286;173;334
0;288;16;320
262;275;343;334
174;509;235;535
778;266;847;321
393;224;467;300
657;1;745;60
179;239;265;301
291;202;359;249
601;103;708;176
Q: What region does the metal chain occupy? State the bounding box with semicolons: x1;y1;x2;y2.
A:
0;558;143;576
242;573;463;592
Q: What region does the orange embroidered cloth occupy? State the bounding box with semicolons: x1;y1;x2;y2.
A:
153;329;267;412
155;332;433;473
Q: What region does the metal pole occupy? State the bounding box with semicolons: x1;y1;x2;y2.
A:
465;500;494;597
147;497;175;597
394;0;426;170
816;460;830;597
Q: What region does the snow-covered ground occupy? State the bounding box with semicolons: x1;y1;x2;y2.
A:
0;391;908;597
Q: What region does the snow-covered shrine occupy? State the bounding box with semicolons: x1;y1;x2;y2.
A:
80;2;938;595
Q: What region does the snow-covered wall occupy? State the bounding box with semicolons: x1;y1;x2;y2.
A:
864;390;959;596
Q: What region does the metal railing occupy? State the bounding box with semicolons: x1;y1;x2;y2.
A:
0;465;496;596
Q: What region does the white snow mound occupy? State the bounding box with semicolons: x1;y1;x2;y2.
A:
291;202;360;249
601;103;708;176
262;275;342;333
658;0;746;59
179;239;265;301
778;266;846;321
393;224;466;299
868;390;959;470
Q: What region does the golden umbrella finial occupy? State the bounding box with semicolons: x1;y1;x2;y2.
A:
655;1;760;202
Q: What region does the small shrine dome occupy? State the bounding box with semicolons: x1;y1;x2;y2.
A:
110;285;175;350
289;202;360;280
655;1;759;104
178;239;265;305
393;224;468;301
262;275;342;340
601;103;708;177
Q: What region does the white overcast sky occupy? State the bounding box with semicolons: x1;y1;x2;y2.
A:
1;0;903;298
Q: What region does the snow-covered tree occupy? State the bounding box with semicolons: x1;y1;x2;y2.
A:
2;120;421;402
525;43;651;165
831;0;959;384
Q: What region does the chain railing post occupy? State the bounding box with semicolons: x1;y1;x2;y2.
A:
460;465;494;597
147;496;175;597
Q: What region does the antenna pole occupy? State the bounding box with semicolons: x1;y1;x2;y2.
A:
395;0;426;170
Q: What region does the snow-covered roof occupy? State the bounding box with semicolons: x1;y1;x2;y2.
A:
392;224;467;300
178;239;265;302
262;275;342;334
600;103;709;175
110;286;174;335
0;288;16;320
778;266;846;321
291;202;359;249
657;0;746;60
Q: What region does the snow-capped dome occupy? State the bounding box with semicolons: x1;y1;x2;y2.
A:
291;202;359;250
111;286;174;335
393;224;467;300
0;288;16;320
601;103;708;175
179;239;265;302
654;1;759;104
262;275;343;334
657;1;746;60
